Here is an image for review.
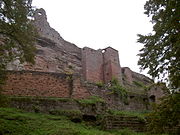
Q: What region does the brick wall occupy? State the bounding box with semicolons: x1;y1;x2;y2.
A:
2;71;90;99
72;76;90;99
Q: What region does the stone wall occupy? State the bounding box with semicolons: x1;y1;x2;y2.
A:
2;71;90;99
4;8;168;112
6;8;124;85
85;83;149;111
103;47;122;83
82;47;104;83
147;83;169;103
82;47;122;84
122;67;133;84
72;76;91;99
8;97;107;117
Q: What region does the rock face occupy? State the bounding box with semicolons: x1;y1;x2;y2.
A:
22;8;82;75
23;8;122;84
4;8;168;111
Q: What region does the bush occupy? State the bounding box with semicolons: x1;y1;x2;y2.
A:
147;93;180;134
96;81;104;88
108;78;128;104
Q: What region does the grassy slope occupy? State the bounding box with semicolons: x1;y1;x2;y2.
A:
0;107;149;135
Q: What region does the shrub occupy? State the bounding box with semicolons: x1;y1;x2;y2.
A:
96;81;104;88
146;93;180;134
108;78;128;104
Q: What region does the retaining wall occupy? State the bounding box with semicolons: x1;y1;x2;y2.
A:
2;71;90;99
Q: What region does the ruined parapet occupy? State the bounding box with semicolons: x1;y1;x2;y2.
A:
103;47;122;84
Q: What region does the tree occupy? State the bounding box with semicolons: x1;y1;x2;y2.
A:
147;93;180;134
138;1;180;134
0;0;37;105
137;0;180;90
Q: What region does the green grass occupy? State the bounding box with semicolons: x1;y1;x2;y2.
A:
107;109;150;120
0;107;152;135
77;96;105;105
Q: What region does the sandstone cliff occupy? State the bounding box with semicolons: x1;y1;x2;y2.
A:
4;8;168;111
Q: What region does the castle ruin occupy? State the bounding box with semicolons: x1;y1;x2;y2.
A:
3;8;168;111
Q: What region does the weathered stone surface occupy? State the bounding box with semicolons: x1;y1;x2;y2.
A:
81;47;122;84
3;8;168;111
23;8;83;75
8;96;107;116
147;83;169;103
82;47;104;83
3;71;90;99
103;115;146;132
85;83;149;111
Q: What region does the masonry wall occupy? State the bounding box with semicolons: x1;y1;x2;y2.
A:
103;47;122;83
147;83;168;103
72;76;91;99
82;47;122;84
2;71;90;99
82;47;104;83
122;67;133;84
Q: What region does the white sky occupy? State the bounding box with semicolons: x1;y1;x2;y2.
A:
32;0;153;76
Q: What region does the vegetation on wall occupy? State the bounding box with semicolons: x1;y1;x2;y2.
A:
107;109;147;121
108;78;128;104
133;81;146;88
77;96;105;105
95;81;105;88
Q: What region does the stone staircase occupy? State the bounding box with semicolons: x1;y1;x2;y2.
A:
103;115;146;132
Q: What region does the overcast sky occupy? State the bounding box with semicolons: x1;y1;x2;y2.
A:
32;0;153;76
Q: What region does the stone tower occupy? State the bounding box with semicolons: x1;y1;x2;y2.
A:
103;47;122;83
81;47;104;83
82;47;122;84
